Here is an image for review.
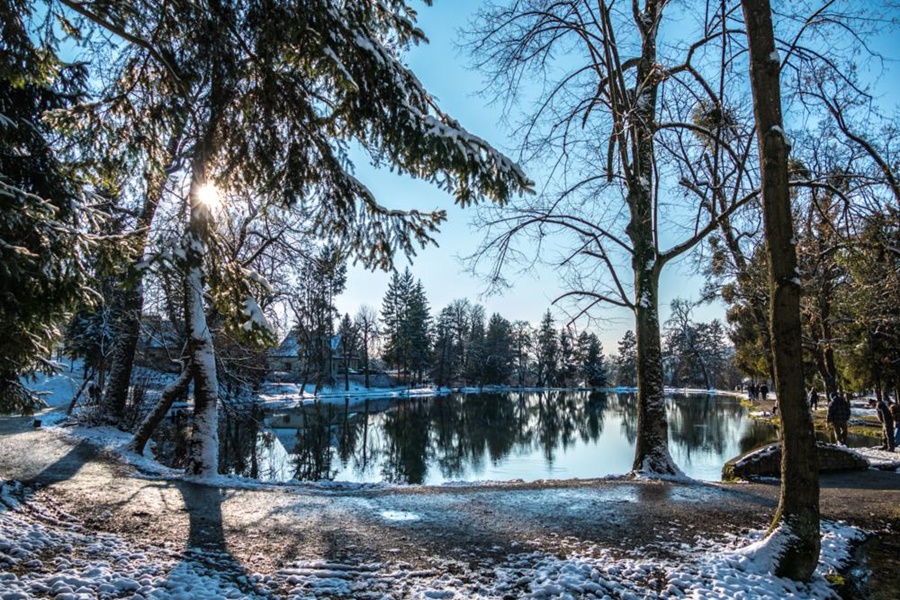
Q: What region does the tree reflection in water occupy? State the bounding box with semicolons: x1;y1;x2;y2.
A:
215;391;779;484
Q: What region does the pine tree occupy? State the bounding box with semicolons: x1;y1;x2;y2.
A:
381;268;414;378
431;306;455;387
578;332;608;388
34;0;530;476
557;328;576;387
510;321;533;387
338;313;359;392
406;280;432;381
615;331;638;387
465;305;486;385
535;310;558;387
1;2;91;412
483;313;513;385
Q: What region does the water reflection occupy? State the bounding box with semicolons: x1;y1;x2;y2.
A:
217;391;781;484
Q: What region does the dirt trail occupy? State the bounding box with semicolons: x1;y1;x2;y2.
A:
1;412;899;596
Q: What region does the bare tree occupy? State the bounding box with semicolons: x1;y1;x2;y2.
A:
354;305;380;389
467;0;758;475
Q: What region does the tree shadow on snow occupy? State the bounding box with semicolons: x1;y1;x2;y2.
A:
165;480;274;598
26;439;100;487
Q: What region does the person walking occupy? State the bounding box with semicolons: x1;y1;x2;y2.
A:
875;397;896;452
807;387;819;411
826;392;851;446
889;398;900;448
759;383;769;401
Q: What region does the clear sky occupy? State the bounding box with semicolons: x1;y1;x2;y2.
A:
334;0;725;351
333;1;899;352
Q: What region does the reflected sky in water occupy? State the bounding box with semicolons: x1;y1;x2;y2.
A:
219;391;780;484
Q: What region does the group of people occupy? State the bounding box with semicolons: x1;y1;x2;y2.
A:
746;382;769;402
821;388;900;451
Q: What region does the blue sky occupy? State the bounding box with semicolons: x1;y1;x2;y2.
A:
334;1;900;352
335;1;723;350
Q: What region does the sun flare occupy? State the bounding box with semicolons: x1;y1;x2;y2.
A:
196;183;221;211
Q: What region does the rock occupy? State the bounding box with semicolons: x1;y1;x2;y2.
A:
722;442;869;481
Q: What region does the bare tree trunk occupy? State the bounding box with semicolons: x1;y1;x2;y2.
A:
742;0;820;580
103;134;182;421
184;155;220;478
103;292;143;420
632;264;679;474
628;0;678;476
128;363;192;455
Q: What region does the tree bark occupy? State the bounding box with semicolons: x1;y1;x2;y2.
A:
184;155;221;478
627;0;679;476
128;363;192;455
632;265;679;473
742;0;820;580
102;134;183;421
102;289;144;419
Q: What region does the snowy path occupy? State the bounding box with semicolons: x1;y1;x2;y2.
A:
1;413;898;598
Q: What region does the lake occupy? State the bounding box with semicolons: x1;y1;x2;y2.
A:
215;390;781;484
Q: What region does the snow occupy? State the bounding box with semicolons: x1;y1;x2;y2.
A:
241;296;274;335
2;369;882;598
768;125;793;150
0;483;869;599
768;50;781;63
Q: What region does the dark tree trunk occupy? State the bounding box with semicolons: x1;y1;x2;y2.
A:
742;0;820;580
627;0;679;476
363;339;370;389
632;266;677;473
128;363;192;455
103;134;182;421
344;353;350;391
102;289;144;419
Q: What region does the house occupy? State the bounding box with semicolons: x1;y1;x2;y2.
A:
136;315;183;372
268;330;360;380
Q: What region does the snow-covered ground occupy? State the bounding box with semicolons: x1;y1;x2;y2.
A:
9;366;893;598
0;476;867;599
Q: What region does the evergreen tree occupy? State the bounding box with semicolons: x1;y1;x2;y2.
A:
510;320;533;387
464;305;486;385
381;268;414;378
557;328;576;387
432;298;482;386
578;332;608;388
406;280;432;381
380;268;431;382
535;310;558;387
615;331;638;387
483;313;513;385
33;0;530;477
1;2;91;412
337;313;359;392
431;306;455;387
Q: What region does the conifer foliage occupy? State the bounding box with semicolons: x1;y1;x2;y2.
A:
21;0;531;476
381;268;431;382
0;0;91;412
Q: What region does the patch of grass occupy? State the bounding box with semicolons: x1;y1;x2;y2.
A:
825;572;847;594
848;424;883;439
